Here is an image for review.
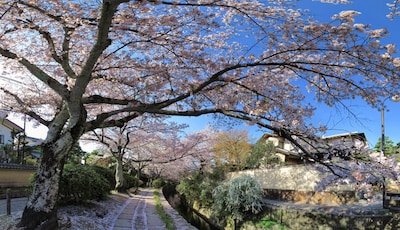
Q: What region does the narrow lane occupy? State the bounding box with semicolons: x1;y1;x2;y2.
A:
132;198;147;229
112;188;196;230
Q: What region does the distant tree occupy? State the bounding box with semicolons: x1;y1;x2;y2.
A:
65;143;85;165
85;115;187;191
212;130;252;171
177;165;226;208
374;137;399;156
246;141;279;169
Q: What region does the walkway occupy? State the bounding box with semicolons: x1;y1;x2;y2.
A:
0;197;27;215
111;188;196;230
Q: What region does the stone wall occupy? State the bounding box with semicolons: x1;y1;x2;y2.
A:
242;205;396;230
263;189;356;205
227;165;356;205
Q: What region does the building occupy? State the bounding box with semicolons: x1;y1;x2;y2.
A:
0;112;24;163
258;133;304;165
0;112;24;145
259;131;369;165
0;112;43;163
322;132;368;151
245;132;369;205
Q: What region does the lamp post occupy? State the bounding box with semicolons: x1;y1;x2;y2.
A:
381;95;400;209
381;95;400;155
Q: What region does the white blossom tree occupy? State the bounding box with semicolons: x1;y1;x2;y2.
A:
86;115;216;187
0;0;399;228
84;114;188;190
149;127;217;180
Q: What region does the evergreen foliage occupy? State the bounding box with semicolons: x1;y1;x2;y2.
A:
152;178;166;189
374;137;400;156
212;175;263;229
246;141;280;169
91;165;116;191
58;164;111;204
120;172;139;190
177;166;226;207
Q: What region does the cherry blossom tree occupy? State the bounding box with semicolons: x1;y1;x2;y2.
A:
84;114;187;191
388;0;400;18
151;127;217;180
86;115;215;188
0;0;400;228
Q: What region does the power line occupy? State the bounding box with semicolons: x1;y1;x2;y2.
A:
0;75;26;86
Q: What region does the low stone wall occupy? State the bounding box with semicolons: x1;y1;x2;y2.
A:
263;189;356;205
251;205;396;230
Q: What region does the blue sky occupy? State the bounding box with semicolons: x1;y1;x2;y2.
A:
7;0;400;149
172;0;400;147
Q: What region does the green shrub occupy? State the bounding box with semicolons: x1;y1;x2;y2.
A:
152;178;166;188
254;217;286;230
120;173;138;190
58;164;110;204
91;165;115;191
177;166;226;208
176;172;203;205
212;175;263;229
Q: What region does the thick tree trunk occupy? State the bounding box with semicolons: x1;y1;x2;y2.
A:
17;135;77;229
115;156;125;191
16;103;87;229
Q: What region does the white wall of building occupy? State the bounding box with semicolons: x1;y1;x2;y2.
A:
0;123;13;145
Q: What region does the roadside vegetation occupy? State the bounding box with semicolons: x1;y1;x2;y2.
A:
153;190;176;230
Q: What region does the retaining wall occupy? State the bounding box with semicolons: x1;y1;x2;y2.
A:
227;165;356;205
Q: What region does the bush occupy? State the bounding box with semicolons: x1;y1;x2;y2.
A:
58;164;111;204
152;178;166;189
212;175;263;229
120;173;138;190
91;165;115;191
177;166;226;207
176;172;203;205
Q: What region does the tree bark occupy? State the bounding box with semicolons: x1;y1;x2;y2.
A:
115;156;125;191
17;142;72;229
17;105;86;229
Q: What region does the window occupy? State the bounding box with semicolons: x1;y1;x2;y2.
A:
0;135;4;144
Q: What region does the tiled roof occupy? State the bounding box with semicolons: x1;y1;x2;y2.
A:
0;163;37;170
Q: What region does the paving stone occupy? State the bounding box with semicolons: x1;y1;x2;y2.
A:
114;218;131;228
111;188;197;230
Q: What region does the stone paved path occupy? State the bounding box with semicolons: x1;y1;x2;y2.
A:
112;188;196;230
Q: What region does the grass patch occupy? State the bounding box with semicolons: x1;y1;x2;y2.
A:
153;190;176;230
255;217;286;230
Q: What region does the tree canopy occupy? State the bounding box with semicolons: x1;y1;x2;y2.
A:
0;0;400;229
212;129;251;170
374;137;400;156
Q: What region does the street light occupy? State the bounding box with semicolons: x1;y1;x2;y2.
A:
381;95;400;155
381;95;400;209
